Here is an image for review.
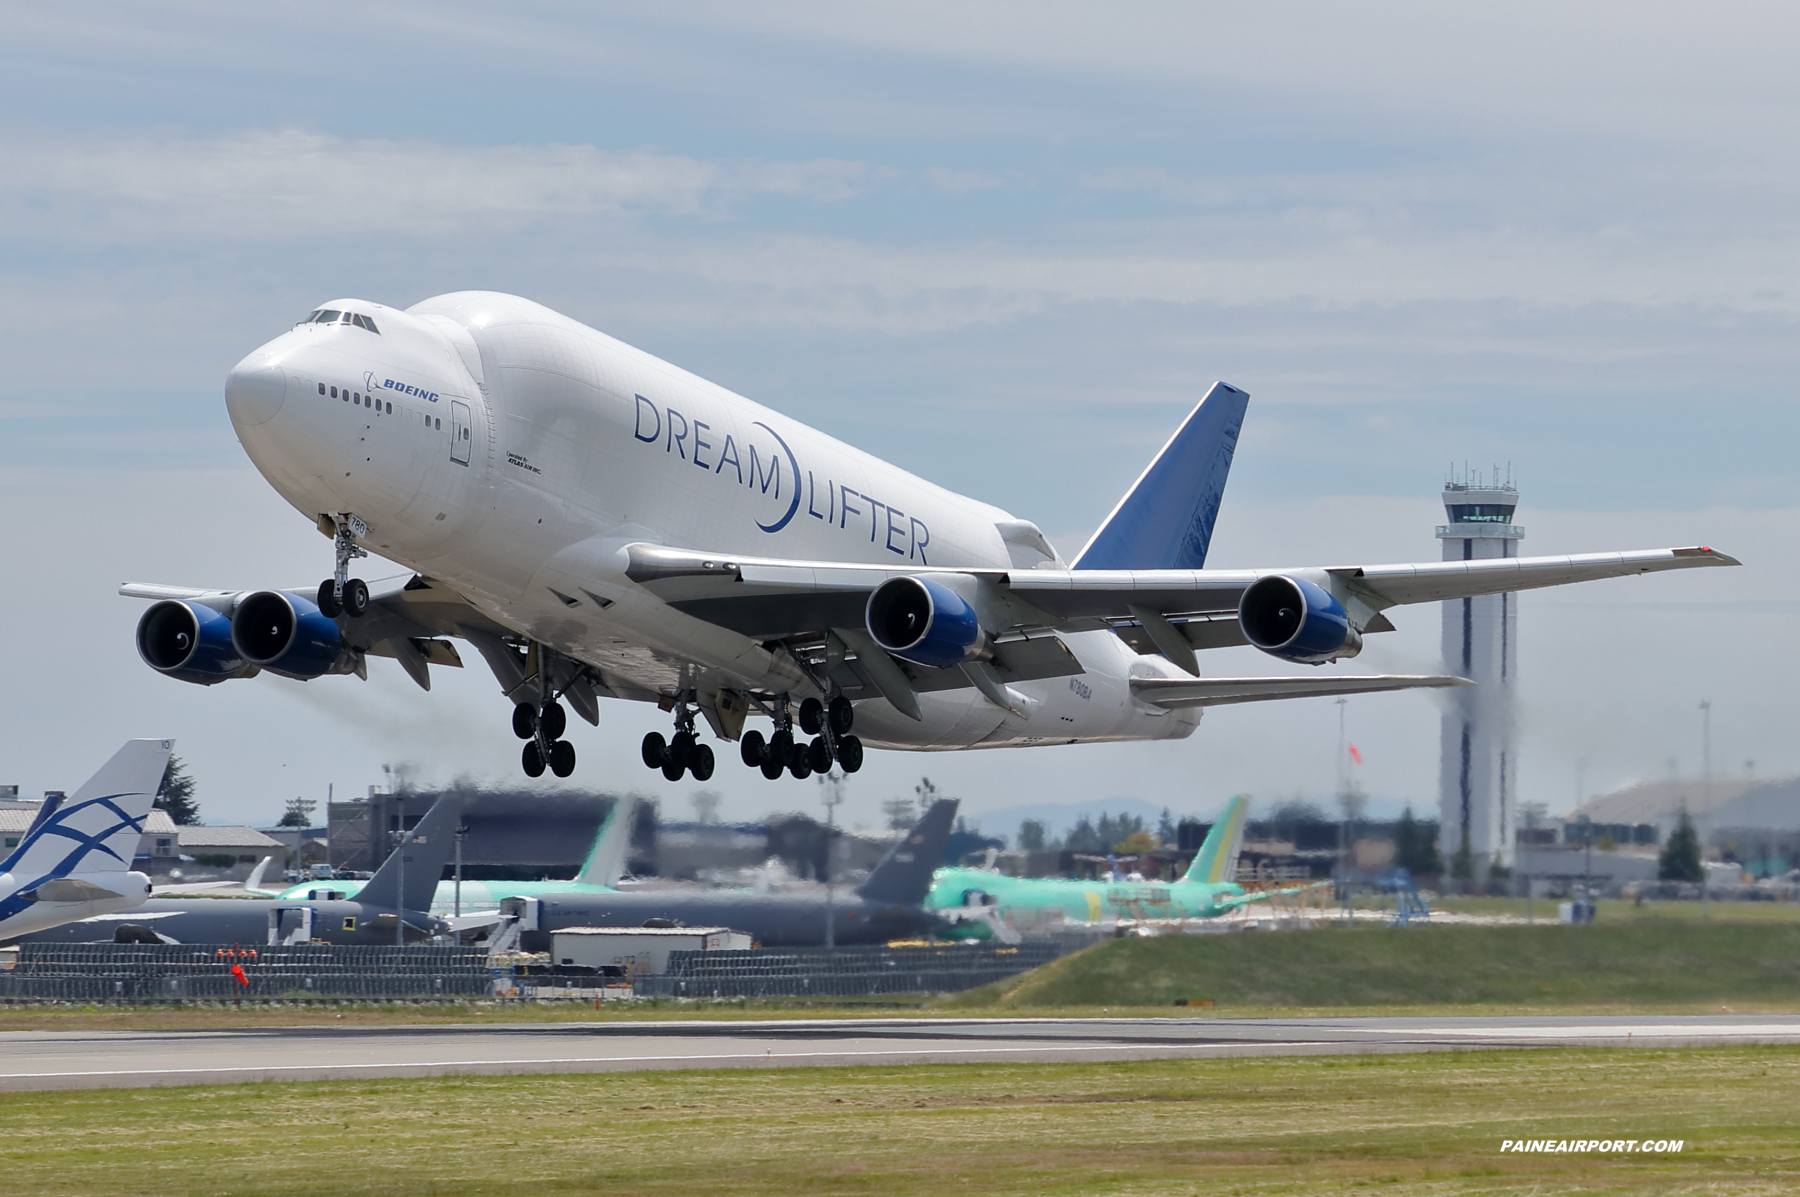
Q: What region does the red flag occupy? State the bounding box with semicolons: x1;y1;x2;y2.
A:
1347;743;1363;765
230;963;249;987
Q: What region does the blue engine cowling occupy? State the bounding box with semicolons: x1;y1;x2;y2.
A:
135;600;257;685
230;590;344;679
866;576;984;668
1237;575;1363;664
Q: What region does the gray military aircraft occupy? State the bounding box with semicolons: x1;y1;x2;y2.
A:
510;798;958;950
18;795;466;946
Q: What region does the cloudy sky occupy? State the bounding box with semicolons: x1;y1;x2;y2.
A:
2;3;1795;834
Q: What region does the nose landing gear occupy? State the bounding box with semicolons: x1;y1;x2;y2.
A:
640;695;715;783
316;513;370;619
515;699;576;779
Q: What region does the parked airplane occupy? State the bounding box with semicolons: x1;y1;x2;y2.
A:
505;798;958;950
19;794;466;946
123;293;1737;783
0;740;171;942
927;794;1286;929
263;794;637;912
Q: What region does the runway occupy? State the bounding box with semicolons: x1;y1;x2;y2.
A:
2;1014;1797;1092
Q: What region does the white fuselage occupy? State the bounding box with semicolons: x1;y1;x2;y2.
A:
224;292;1199;750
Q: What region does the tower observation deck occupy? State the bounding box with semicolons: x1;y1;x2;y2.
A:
1437;467;1522;876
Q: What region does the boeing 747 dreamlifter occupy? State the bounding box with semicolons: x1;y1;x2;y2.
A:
125;293;1736;782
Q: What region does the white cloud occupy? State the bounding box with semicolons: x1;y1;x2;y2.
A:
0;130;880;240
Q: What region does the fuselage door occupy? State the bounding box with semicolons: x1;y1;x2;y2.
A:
449;399;472;465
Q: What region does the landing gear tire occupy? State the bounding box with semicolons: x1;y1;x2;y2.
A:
798;697;824;736
760;755;785;781
836;734;864;773
689;743;715;781
342;577;370;618
661;756;686;782
316;581;343;618
740;730;766;768
512;704;537;740
828;695;855;735
807;736;833;774
522;741;546;778
668;731;695;770
768;729;794;768
789;754;813;780
539;701;567;740
641;732;668;770
548;740;576;778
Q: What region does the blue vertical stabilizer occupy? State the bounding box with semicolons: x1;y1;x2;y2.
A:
1072;382;1249;570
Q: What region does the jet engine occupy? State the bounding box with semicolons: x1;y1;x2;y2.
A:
135;600;257;685
1237;574;1363;664
866;575;984;668
230;590;345;679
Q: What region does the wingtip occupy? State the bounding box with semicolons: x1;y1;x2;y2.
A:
1675;546;1743;566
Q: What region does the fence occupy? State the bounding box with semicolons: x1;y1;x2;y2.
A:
0;943;493;1002
0;940;1085;1004
633;941;1077;999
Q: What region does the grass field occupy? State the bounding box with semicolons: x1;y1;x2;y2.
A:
949;922;1800;1010
1425;895;1800;923
1;1047;1794;1195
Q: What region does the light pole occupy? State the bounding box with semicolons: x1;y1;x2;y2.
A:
1579;813;1592;920
453;823;466;918
1700;699;1712;919
818;769;844;948
392;820;407;946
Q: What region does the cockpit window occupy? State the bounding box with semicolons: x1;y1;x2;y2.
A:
305;308;379;333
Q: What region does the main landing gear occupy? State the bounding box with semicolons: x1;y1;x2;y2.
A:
641;696;715;783
316;512;370;619
515;699;577;779
740;694;862;781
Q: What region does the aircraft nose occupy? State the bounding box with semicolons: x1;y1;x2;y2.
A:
225;355;287;426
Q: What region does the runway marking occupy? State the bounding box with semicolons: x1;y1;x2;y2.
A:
0;1040;1343;1084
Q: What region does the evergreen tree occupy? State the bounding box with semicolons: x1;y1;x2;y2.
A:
277;797;316;828
155;755;200;825
1065;816;1101;853
1658;809;1703;882
1018;819;1047;853
1393;805;1443;875
1157;807;1177;847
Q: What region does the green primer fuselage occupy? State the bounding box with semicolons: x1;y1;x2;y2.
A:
924;869;1245;924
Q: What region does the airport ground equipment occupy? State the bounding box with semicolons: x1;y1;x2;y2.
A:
0;942;491;1002
124;293;1737;785
549;926;751;976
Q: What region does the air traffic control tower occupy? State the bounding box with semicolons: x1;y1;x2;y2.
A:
1437;469;1521;875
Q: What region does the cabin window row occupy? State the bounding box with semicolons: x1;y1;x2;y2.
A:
317;382;441;429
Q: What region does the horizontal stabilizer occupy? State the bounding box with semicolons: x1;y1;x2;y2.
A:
1132;674;1471;709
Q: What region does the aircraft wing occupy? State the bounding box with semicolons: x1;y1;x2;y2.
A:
627;542;1734;657
628;543;1737;636
1130;673;1470;709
